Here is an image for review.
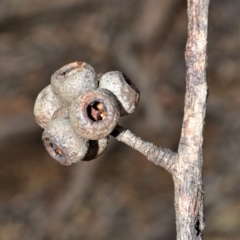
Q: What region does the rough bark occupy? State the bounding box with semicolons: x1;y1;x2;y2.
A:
113;0;209;239
174;0;209;239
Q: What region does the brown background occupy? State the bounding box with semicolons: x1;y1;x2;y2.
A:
0;0;239;239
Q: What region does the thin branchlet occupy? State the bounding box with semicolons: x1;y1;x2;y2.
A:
111;125;178;174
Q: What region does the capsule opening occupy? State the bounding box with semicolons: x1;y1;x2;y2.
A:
87;101;107;122
43;137;64;159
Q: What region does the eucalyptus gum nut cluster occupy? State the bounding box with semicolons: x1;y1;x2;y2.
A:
42;118;89;166
51;61;98;104
70;89;120;140
34;61;141;164
34;85;62;129
99;71;140;116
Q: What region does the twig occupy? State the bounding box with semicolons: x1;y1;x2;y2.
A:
173;0;209;239
111;125;177;174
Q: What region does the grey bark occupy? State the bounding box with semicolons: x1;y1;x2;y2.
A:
113;0;210;239
174;0;209;238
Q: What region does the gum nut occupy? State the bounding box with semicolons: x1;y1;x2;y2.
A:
51;61;98;104
42;118;89;166
69;88;120;140
83;137;109;161
99;71;140;116
34;85;62;129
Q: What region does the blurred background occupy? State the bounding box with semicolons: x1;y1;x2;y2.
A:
0;0;239;239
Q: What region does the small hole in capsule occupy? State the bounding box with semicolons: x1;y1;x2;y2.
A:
60;68;72;76
55;148;63;156
59;65;77;77
47;141;63;157
87;101;107;122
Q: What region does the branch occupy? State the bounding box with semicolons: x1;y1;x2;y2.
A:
111;125;177;174
173;0;210;239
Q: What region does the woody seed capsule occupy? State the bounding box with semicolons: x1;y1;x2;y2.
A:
99;71;140;116
70;88;120;140
51;61;98;104
42;118;89;165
